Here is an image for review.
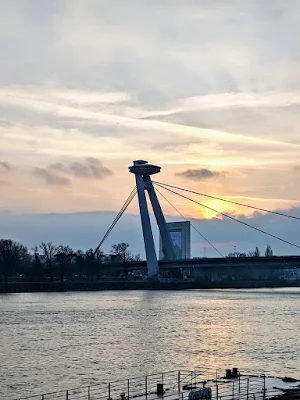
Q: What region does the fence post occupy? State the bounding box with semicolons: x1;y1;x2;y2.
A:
162;372;164;386
263;375;266;400
88;386;90;400
108;382;111;400
215;370;218;400
216;384;219;400
42;395;45;400
128;379;130;399
66;390;69;400
239;374;241;394
232;382;235;400
178;371;181;393
145;375;148;397
247;378;249;400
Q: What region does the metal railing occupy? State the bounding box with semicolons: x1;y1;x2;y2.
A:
14;368;299;400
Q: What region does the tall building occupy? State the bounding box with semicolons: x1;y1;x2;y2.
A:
159;221;191;260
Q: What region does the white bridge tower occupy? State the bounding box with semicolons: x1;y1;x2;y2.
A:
129;160;176;278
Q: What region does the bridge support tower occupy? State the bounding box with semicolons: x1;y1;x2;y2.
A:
129;160;176;278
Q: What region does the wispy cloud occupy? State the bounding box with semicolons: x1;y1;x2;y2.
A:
0;161;16;187
142;92;300;118
0;161;15;172
32;167;71;186
31;158;112;186
49;158;113;179
1;87;298;150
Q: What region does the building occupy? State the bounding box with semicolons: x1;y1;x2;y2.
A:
159;221;191;260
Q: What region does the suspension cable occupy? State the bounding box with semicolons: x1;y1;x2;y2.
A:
153;180;300;221
156;187;224;257
154;182;300;251
94;186;137;255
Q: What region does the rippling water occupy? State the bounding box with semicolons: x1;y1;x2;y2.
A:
1;289;300;399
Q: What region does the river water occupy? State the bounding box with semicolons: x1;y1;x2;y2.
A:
1;289;300;399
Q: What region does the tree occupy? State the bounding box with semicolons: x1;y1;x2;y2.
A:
84;249;102;280
31;246;44;281
133;253;142;261
0;239;29;281
40;242;57;281
74;250;85;280
248;247;260;257
94;249;105;264
227;252;247;258
110;242;133;263
265;245;274;257
55;245;74;282
110;243;136;280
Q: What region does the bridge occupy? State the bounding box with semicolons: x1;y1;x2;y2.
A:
95;160;300;283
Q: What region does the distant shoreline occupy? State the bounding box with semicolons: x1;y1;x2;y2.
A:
1;280;300;293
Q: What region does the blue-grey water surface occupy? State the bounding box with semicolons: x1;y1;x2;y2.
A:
1;289;300;399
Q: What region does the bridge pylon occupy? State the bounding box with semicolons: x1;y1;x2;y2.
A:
129;160;176;278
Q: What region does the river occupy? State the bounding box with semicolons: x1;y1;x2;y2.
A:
1;289;299;399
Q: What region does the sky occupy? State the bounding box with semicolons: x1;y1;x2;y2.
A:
1;0;300;257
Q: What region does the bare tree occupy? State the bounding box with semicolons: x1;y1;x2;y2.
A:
40;242;57;281
74;249;85;280
110;242;132;263
265;245;274;257
227;252;247;258
133;253;142;262
254;247;260;257
55;245;74;282
31;245;43;281
249;247;260;257
83;248;103;280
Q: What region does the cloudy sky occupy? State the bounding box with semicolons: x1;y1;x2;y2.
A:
1;0;300;256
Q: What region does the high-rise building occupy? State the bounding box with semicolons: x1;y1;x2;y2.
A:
159;221;191;260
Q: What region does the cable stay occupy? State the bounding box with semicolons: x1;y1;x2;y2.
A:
154;182;300;251
94;186;137;255
153;180;300;221
156;187;224;257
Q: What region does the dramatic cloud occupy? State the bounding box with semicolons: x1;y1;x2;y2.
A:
176;168;227;181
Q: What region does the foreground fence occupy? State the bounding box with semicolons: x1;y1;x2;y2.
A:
15;368;300;400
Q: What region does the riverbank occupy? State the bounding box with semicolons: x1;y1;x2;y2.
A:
1;279;300;292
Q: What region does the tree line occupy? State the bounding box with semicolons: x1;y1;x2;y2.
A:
0;238;276;282
227;245;274;258
0;239;141;282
